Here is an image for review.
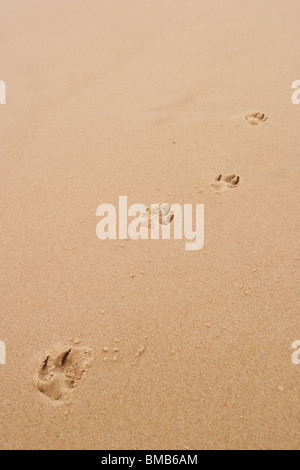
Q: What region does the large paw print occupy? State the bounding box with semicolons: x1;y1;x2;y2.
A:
37;346;93;401
245;112;268;125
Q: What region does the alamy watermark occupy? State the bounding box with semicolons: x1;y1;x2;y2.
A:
96;197;204;251
291;80;300;105
0;341;6;365
292;341;300;365
0;80;6;104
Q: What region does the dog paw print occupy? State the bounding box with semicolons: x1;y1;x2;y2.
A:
245;112;268;125
141;204;174;230
158;204;174;226
37;346;93;401
211;174;240;193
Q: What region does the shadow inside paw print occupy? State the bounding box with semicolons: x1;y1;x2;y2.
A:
211;174;240;192
245;112;268;125
38;346;93;401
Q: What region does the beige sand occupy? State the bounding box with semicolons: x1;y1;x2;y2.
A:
0;0;299;450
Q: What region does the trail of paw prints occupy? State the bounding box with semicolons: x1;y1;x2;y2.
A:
211;174;240;193
244;112;268;125
38;346;93;401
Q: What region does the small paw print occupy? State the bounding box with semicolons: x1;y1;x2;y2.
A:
245;112;268;125
211;174;240;192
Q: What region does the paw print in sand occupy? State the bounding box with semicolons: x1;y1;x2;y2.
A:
211;174;240;193
37;346;93;401
158;204;174;226
245;112;268;125
140;204;174;230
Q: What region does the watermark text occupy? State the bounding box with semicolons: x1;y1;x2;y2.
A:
291;80;300;104
0;80;6;104
96;197;204;251
292;341;300;365
0;340;6;365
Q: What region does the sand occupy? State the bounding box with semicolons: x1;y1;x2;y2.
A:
0;0;299;450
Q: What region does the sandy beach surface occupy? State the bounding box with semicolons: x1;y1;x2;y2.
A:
0;0;299;450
